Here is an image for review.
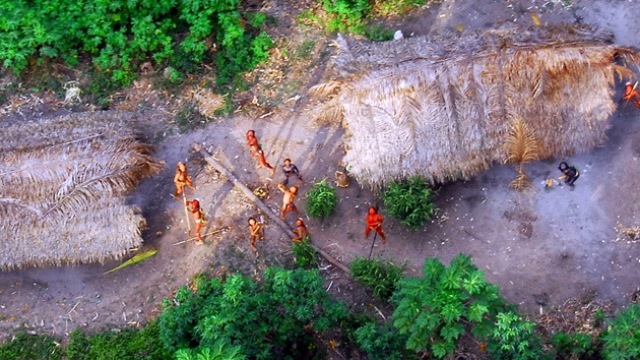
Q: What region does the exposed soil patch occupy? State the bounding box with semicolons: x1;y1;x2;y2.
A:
1;0;639;345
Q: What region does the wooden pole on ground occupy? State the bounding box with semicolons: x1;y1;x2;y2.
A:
192;143;351;275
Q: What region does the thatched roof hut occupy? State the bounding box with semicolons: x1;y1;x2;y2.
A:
311;25;638;187
0;112;163;270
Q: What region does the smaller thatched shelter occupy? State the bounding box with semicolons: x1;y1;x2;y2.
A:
0;112;163;270
310;25;638;187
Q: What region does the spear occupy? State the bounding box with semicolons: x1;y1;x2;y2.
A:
182;186;191;233
368;230;378;259
173;228;228;246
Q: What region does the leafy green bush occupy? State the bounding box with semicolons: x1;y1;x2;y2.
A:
551;332;599;359
292;236;318;268
0;333;63;360
488;311;544;360
383;176;437;230
354;321;411;360
602;304;640;359
159;267;348;359
0;1;272;89
175;343;245;360
305;179;338;218
323;0;372;34
391;254;508;358
66;320;172;360
349;257;404;300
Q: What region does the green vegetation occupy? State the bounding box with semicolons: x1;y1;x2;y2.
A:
551;332;599;359
159;267;348;359
0;322;170;360
488;311;544;359
349;257;404;300
383;176;438;230
0;333;62;360
305;179;338;219
292;236;318;268
66;321;172;360
323;0;373;34
1;258;637;359
354;321;411;360
374;0;437;17
363;24;395;41
0;0;273;90
391;254;508;358
602;303;640;359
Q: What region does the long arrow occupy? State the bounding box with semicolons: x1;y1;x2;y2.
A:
173;228;228;246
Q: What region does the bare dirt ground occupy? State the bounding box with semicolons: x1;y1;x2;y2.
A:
1;0;639;346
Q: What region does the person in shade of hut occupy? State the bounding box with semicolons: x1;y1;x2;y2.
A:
187;199;205;244
248;217;265;251
282;158;303;186
623;81;640;109
558;161;580;187
292;218;309;243
173;161;195;197
278;184;300;220
365;206;387;244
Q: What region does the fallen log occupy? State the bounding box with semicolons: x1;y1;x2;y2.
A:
192;143;351;275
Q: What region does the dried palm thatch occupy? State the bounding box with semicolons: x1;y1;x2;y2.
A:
311;25;639;187
504;116;540;190
0;112;163;270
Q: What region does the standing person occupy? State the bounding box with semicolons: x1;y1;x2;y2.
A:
282;158;303;186
257;148;276;176
292;218;309;243
277;184;299;220
558;161;580;187
248;217;264;251
173;162;195;197
623;81;640;109
246;130;260;158
187;199;205;244
365;206;387;244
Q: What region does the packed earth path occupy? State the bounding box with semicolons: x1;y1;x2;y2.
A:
1;0;640;340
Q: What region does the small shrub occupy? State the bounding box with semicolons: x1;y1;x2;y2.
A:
602;304;640;360
349;257;404;300
488;311;544;360
0;333;63;360
551;332;599;359
391;254;508;358
323;0;372;34
363;24;395;41
292;236;318;268
383;176;437;230
354;321;411;360
306;179;338;218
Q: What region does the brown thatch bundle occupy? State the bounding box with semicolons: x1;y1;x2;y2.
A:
310;25;638;187
0;112;163;270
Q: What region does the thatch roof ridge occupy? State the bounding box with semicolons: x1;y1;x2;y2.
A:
0;112;162;270
333;25;616;78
